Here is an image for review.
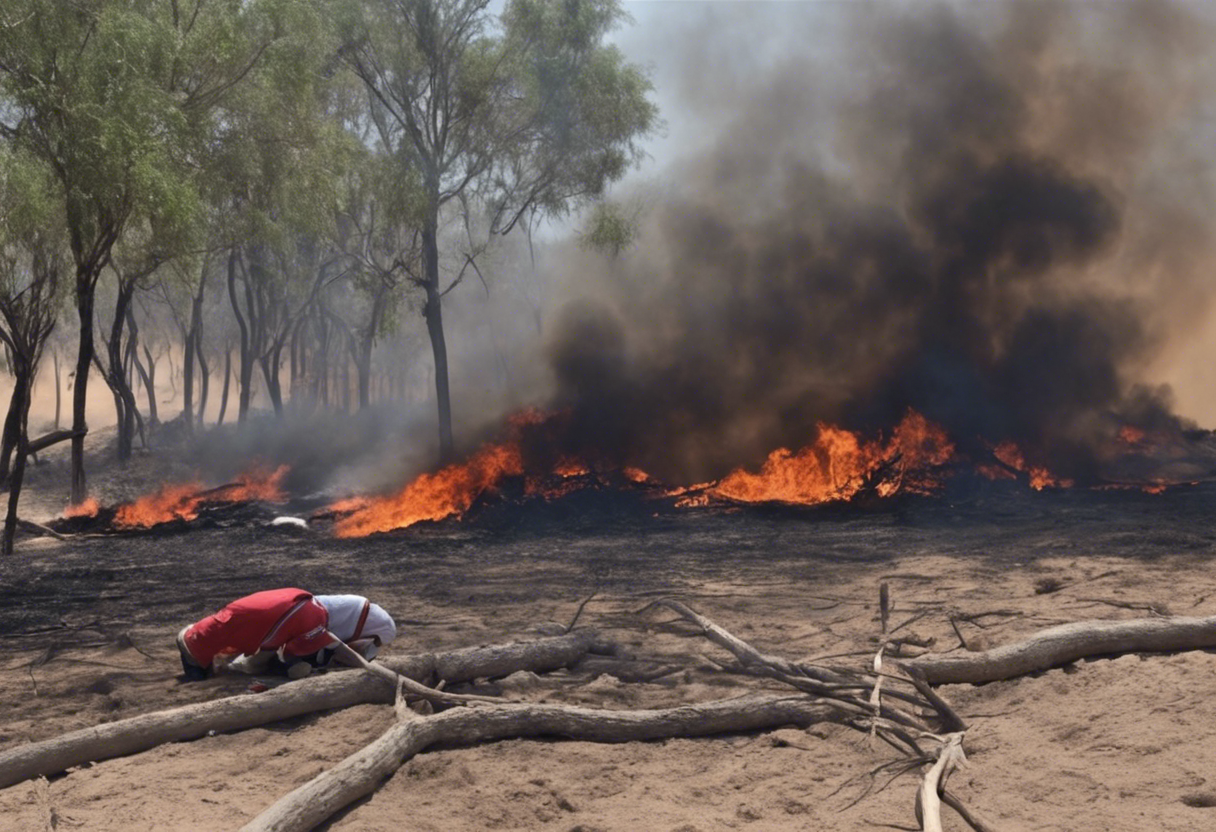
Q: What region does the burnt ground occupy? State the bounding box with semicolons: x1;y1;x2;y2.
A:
2;431;1216;830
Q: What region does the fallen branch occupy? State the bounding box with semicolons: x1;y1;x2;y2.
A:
915;732;968;832
240;694;836;832
0;632;596;788
26;428;85;455
903;614;1216;685
327;636;500;707
16;519;69;540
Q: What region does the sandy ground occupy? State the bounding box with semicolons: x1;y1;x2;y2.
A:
2;432;1216;831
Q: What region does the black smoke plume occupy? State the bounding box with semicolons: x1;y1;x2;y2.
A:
542;2;1216;485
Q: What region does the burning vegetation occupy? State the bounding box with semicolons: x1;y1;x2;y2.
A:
58;465;290;532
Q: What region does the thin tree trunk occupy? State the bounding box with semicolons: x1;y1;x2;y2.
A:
216;347;232;427
0;383;20;486
228;250;253;423
52;349;61;431
71;281;95;504
2;366;31;555
104;281;139;462
197;344;210;427
182;325;195;433
422;214;454;463
141;344;159;425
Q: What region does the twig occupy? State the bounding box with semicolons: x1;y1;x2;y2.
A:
891;609;933;634
941;788;1000;832
564;592;598;633
869;583;890;739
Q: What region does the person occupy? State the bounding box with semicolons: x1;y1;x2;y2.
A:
176;588;332;681
176;588;396;681
312;594;397;665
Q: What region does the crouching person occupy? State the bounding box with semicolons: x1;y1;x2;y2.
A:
176;587;332;681
311;594;396;666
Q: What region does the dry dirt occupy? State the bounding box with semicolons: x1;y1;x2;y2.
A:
2;433;1216;831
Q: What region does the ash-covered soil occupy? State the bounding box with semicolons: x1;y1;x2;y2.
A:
2;434;1216;831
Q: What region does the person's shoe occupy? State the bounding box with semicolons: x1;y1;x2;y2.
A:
286;661;312;680
177;627;209;681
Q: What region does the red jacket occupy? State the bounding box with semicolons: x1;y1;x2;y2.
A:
182;588;333;668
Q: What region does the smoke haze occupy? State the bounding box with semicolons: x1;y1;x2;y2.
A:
535;0;1216;484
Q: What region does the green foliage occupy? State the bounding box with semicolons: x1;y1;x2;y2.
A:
342;0;657;237
578;198;640;256
0;0;329;273
0;147;58;247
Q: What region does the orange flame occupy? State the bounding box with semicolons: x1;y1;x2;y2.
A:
112;464;290;530
1118;425;1146;445
331;443;524;538
63;497;100;519
114;481;208;529
690;410;954;507
988;441;1074;490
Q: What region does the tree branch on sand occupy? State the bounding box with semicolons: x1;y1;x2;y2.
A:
8;598;1216;832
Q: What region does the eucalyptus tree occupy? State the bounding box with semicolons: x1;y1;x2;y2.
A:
327;143;425;411
203;9;355;421
0;148;66;554
341;0;656;462
0;0;316;502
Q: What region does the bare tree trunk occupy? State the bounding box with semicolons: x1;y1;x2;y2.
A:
2;365;32;555
903;614;1216;684
0;633;598;787
259;343;284;416
228;250;253;423
0;383;20;486
182;324;195;433
103;281;140;462
216;346;232;427
70;284;95;504
140;344;159;425
422;204;454;463
197;344;210;427
52;348;61;430
131;343;156;427
242;695;833;832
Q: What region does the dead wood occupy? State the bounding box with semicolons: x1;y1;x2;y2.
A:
26;428;85;455
327;636;500;707
240;694;837;832
915;732;968;832
16;519;69;540
903;614;1216;685
0;632;596;789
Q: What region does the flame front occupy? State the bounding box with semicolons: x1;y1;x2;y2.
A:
988;442;1075;490
63;497;100;519
697;410;954;506
111;464;290;530
331;443;524;538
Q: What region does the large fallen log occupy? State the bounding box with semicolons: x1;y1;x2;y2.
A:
241;694;837;832
0;632;596;789
903;614;1216;685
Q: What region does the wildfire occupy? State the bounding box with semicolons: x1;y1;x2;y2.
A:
63;497;100;519
987;442;1075;490
331;442;524;538
111;464;290;530
683;410;955;507
1118;425;1146;445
